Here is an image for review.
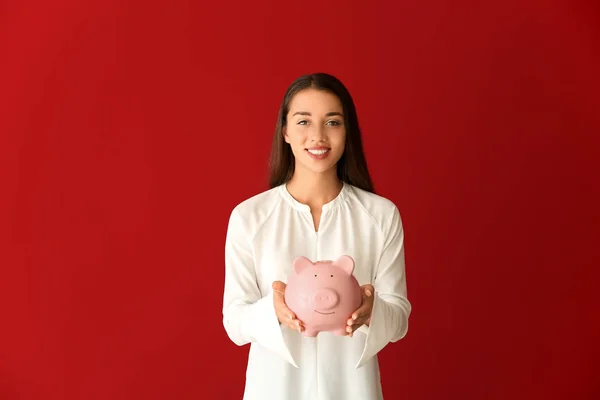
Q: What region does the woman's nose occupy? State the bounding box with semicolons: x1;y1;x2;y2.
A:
309;124;327;142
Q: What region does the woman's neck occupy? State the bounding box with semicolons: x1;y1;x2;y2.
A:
286;167;343;210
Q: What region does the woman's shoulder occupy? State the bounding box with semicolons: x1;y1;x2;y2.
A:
229;185;284;227
344;183;404;236
345;183;400;216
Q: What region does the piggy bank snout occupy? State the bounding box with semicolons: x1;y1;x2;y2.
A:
312;288;339;310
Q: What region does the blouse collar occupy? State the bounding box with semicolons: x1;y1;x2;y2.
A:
279;181;348;214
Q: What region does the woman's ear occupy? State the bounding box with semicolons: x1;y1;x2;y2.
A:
283;126;290;143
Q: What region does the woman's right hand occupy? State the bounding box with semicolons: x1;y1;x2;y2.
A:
272;281;304;333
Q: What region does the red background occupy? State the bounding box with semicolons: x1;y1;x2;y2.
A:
1;0;599;399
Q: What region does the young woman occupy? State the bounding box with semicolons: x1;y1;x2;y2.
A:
222;73;411;400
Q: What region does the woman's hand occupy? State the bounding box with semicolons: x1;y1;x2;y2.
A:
272;281;304;333
346;284;375;337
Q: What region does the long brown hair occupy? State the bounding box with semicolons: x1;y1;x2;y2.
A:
268;73;375;193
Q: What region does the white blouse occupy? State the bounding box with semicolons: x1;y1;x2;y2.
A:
222;182;411;400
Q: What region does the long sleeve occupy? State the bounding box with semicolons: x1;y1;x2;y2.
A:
222;207;298;368
355;206;411;369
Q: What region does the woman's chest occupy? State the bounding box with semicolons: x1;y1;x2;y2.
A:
251;210;384;293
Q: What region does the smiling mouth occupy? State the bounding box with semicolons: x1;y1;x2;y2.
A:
314;310;335;315
306;148;330;155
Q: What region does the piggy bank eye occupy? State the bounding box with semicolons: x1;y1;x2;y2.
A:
330;274;333;277
314;274;317;277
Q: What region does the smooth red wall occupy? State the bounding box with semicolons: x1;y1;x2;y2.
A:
1;1;599;399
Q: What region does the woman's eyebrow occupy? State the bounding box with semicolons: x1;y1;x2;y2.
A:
291;111;344;117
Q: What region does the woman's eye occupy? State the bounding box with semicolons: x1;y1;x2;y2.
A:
327;120;341;126
297;120;308;125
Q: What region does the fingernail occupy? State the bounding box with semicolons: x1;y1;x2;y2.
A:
352;314;357;320
366;290;372;296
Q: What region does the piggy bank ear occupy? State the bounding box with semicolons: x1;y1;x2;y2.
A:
292;256;313;275
334;255;355;275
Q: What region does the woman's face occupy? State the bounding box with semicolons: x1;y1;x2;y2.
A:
284;88;346;176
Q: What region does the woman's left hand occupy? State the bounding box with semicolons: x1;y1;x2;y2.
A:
346;284;375;337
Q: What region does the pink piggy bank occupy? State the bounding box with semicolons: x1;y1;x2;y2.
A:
284;255;362;337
